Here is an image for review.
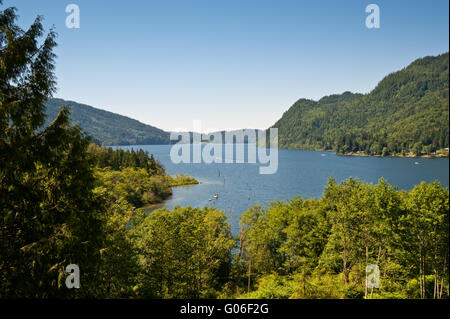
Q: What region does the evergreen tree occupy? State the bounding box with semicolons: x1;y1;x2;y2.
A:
0;1;104;297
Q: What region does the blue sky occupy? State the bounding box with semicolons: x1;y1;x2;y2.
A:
4;0;449;131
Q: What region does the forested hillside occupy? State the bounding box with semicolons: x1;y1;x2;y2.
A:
272;53;449;156
45;98;170;145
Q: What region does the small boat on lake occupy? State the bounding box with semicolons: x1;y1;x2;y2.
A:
213;194;218;199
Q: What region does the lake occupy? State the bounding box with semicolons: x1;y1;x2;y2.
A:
117;144;449;233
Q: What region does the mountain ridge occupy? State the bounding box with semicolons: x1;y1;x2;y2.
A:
45;98;171;145
45;53;449;156
270;52;449;156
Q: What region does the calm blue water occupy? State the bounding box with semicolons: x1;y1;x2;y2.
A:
117;144;449;232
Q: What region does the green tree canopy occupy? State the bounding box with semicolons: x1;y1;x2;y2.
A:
0;1;104;297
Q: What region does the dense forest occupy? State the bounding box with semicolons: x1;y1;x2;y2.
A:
0;2;448;299
45;98;171;146
272;53;449;157
88;145;198;208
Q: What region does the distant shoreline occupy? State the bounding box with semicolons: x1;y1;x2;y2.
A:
276;145;449;159
113;144;449;159
339;150;449;158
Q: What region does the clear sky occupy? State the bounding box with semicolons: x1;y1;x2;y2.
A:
4;0;449;132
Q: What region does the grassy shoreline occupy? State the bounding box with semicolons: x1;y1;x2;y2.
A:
143;174;200;210
167;173;200;187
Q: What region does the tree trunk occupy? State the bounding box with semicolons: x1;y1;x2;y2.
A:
433;270;437;299
365;246;369;298
343;260;350;285
247;260;251;293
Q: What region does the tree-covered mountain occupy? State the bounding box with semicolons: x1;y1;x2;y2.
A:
45;99;263;146
45;98;170;145
272;53;449;156
46;53;449;153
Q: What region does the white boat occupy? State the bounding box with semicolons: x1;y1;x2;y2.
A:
415;162;420;165
213;194;218;199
